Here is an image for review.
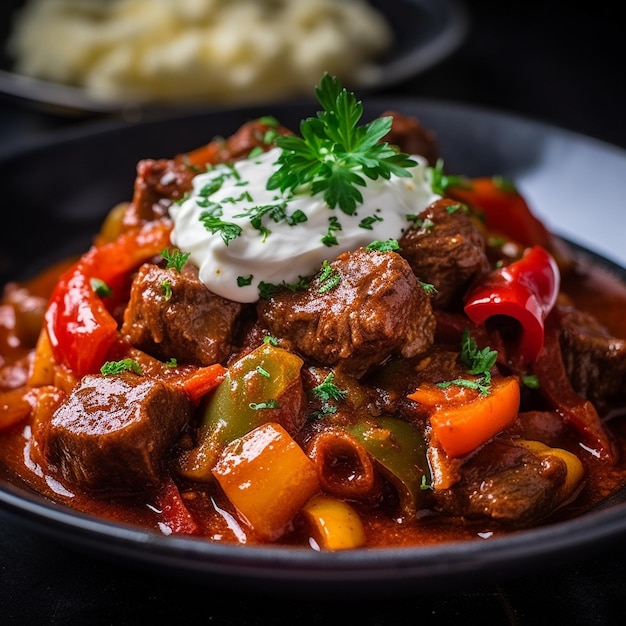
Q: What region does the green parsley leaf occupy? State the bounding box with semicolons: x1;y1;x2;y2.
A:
436;329;498;395
199;212;242;245
318;259;341;293
309;371;348;418
249;400;280;410
365;238;400;252
90;277;112;298
100;359;142;376
237;275;253;287
427;159;467;195
310;372;348;403
522;374;540;389
161;247;190;273
266;73;417;215
460;328;498;378
161;279;172;300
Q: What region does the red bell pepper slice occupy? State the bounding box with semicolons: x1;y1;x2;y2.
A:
154;477;201;536
532;313;617;463
446;176;555;250
464;245;560;364
44;220;173;378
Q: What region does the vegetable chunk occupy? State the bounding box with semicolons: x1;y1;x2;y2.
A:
212;422;320;542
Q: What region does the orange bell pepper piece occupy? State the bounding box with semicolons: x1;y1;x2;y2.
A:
212;422;320;542
409;375;521;458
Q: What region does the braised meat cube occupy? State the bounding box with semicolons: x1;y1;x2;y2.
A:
432;439;573;527
399;198;490;309
257;248;435;378
557;303;626;411
381;110;439;166
37;373;192;494
121;262;245;366
123;158;196;228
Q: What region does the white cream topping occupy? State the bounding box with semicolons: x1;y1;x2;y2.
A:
169;147;440;303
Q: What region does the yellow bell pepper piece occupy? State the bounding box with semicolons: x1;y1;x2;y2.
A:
301;494;366;551
513;439;584;500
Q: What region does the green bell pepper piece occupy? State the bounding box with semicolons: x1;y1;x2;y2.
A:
177;342;304;481
348;415;431;517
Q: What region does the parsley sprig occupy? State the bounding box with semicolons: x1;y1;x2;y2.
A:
437;329;498;395
309;371;348;418
267;73;417;216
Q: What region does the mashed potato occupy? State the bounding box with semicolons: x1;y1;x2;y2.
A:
7;0;393;105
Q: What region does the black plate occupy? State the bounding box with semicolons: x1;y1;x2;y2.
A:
0;0;468;115
1;98;626;596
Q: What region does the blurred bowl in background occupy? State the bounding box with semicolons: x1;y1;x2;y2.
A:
0;0;468;116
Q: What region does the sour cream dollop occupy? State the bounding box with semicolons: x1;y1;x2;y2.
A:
169;147;440;303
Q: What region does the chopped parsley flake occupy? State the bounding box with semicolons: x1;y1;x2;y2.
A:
90;277;112;298
161;248;190;272
199;212;242;245
318;260;341;293
366;238;400;252
100;359;142;376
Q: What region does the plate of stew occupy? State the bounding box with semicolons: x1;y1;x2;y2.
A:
1;79;626;595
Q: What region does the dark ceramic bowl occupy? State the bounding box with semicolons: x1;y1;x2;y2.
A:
1;99;625;595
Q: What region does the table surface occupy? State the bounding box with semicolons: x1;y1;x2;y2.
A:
2;2;626;624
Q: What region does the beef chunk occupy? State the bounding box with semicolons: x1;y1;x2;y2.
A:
123;158;196;229
399;198;490;309
558;304;626;411
433;439;570;527
38;373;192;494
257;248;435;378
381;110;439;165
122;262;245;366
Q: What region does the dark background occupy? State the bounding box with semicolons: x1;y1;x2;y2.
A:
2;2;626;624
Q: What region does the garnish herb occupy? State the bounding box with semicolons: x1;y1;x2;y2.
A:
309;371;348;418
258;276;310;299
321;215;342;247
249;400;280;410
318;260;341;293
161;247;190;272
161;279;172;300
437;329;498;395
445;203;466;215
237;275;253;287
522;374;540;389
419;280;438;296
427;159;466;195
101;358;142;376
256;365;271;378
199;212;243;245
358;213;383;230
266;73;417;215
420;475;434;490
366;238;400;252
90;277;112;298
